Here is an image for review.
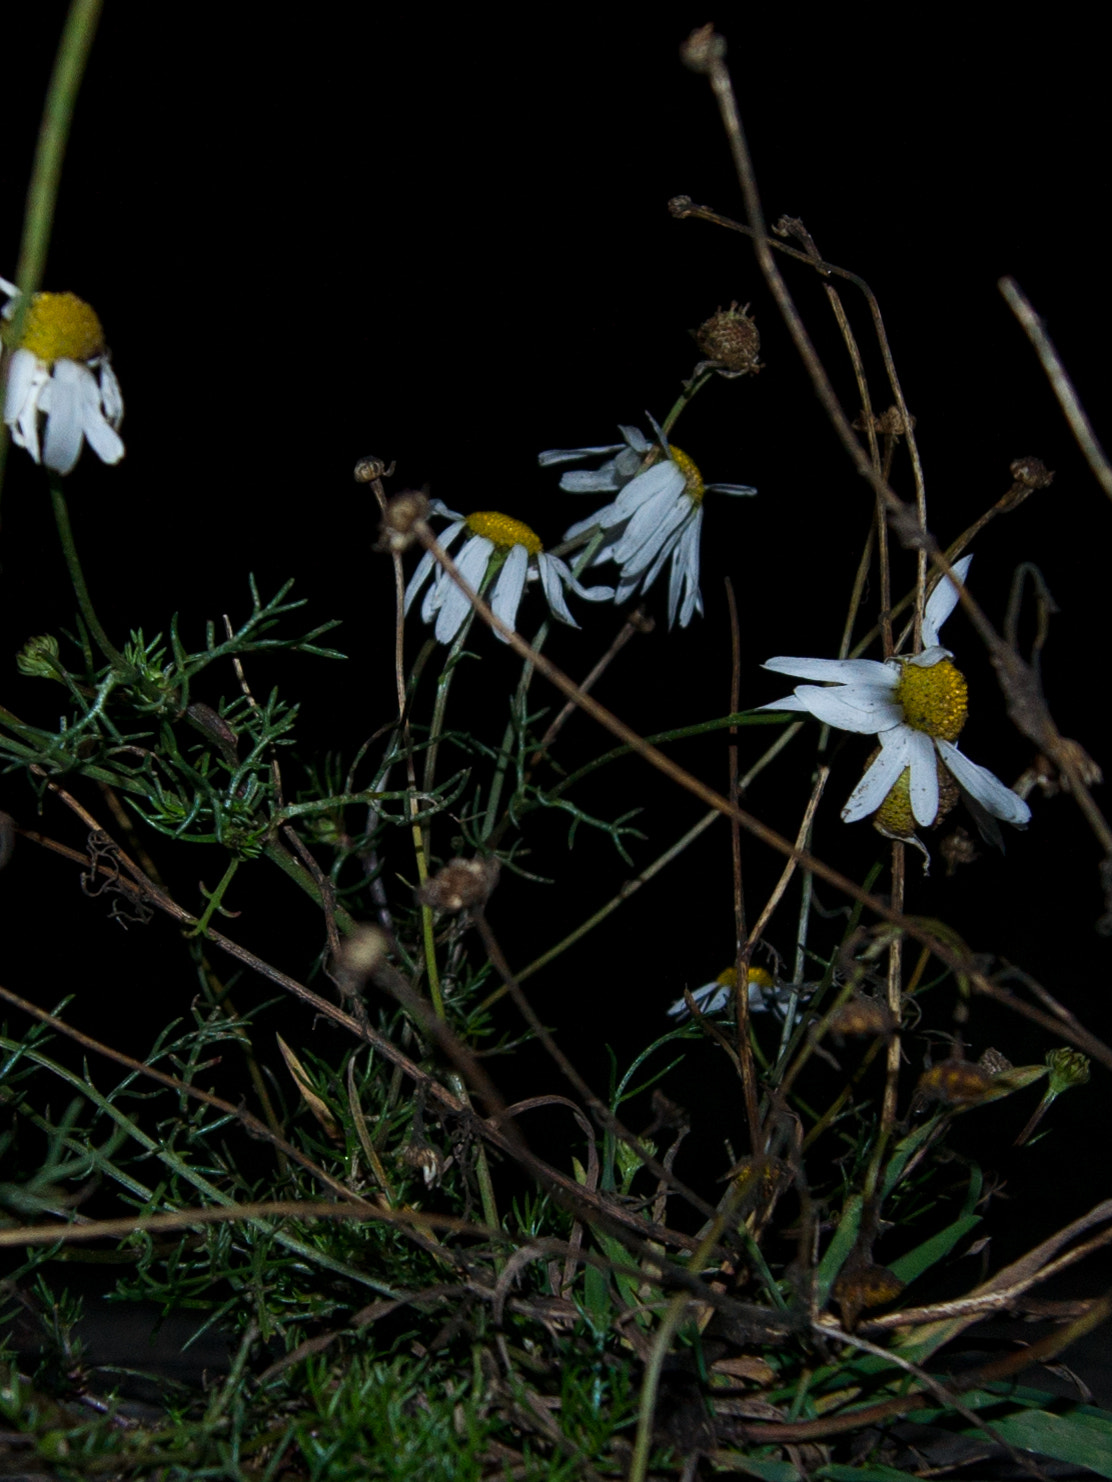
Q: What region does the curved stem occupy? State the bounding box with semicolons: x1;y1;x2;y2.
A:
49;473;129;671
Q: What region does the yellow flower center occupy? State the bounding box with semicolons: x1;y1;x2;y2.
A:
873;756;959;836
894;658;967;741
6;292;106;365
715;965;775;991
465;511;544;555
668;444;705;505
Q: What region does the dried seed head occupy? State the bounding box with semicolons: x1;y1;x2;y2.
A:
827;996;896;1040
354;454;394;483
694;303;761;376
833;1261;904;1327
337;925;390;985
417;856;500;913
681;24;726;72
377;490;430;553
915;1058;993;1106
401;1135;442;1187
978;1046;1014;1077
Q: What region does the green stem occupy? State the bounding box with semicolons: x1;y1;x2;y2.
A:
49;474;129;672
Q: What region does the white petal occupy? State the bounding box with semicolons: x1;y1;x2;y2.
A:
546;554;614;602
612;489;688;573
706;482;758;497
907;729;939;826
490;544;529;639
789;684;904;733
97;359;124;425
667;507;703;628
40;359;91;473
405;521;466;615
559;469;626;493
538;442;626;467
666;980;731;1019
906;645;951;669
757;693;812;714
434;535;491;644
936;739;1031;826
923;554;973;647
762;656;895;686
537;553;577;626
842;728;912;822
610;461;685;524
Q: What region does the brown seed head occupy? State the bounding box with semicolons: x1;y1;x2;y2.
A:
377;490;431;553
915;1058;993;1106
827;997;896;1040
417;856;501;913
694;302;761;376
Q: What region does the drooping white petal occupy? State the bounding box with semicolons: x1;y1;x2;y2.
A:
922;555;973;647
4;349;46;461
434;535;492;644
405;519;466;615
667;506;703;628
842;727;912;822
611;487;688;574
537;553;577;626
490;543;529;639
40;359;89;474
786;684;904;733
562;502;625;542
97;360;124;425
757;693;813;714
906;729;939;827
558;469;628;493
547;554;614;602
762;656;895;686
538;442;627;467
936;739;1031;825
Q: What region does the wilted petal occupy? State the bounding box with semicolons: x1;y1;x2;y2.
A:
937;740;1031;825
922;554;973;647
787;684;904;733
842;728;912;822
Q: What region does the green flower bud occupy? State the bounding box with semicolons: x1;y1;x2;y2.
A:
16;633;63;680
1047;1047;1090;1095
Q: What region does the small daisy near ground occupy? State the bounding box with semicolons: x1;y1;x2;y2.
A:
405;501;613;645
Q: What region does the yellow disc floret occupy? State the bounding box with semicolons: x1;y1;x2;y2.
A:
465;511;544;555
715;965;775;991
894;657;968;741
873;756;959;837
668;444;705;505
8;292;106;365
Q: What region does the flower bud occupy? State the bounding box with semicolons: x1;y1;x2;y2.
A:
16;634;63;680
1047;1047;1090;1095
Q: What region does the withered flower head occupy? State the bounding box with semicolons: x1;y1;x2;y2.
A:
694;302;761;377
417;856;500;913
377;490;430;553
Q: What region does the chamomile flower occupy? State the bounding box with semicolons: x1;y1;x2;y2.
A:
760;555;1031;835
539;423;756;629
404;500;613;645
0;278;123;475
667;965;810;1019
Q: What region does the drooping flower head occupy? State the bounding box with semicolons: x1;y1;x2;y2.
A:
667;964;810;1019
539;422;756;629
760;555;1030;838
405;500;613;645
0;278;124;475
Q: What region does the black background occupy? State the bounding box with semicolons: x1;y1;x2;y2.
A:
1;9;1109;1267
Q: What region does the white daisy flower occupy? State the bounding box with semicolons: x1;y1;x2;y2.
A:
0;278;124;475
540;423;756;629
760;555;1031;835
667;964;809;1019
405;501;614;645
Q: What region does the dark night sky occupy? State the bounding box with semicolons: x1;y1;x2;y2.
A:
2;11;1110;1247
